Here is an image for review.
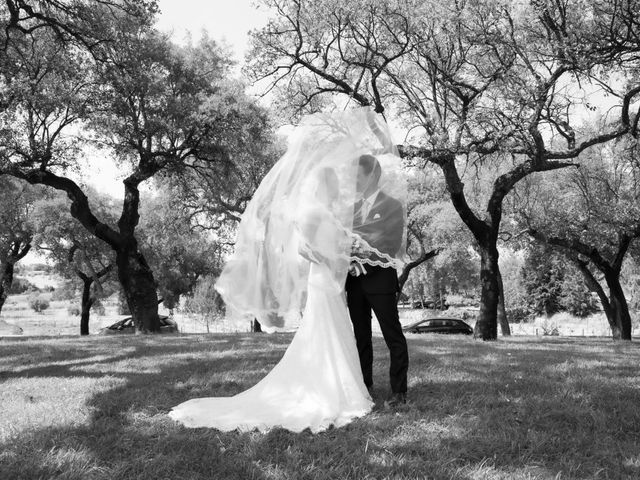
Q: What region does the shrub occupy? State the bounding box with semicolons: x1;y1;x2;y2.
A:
92;299;106;316
522;246;564;317
29;263;50;273
28;294;50;313
184;275;224;333
8;277;37;294
505;307;532;324
67;305;81;316
540;317;560;336
51;282;77;301
522;245;599;318
560;275;600;317
443;307;477;321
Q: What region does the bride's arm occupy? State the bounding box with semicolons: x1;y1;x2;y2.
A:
295;207;342;266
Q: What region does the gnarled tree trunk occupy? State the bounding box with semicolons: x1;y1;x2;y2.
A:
543;235;635;342
80;276;95;336
475;243;499;340
18;166;161;333
604;272;632;340
497;268;511;336
0;262;14;315
0;241;31;315
116;248;159;333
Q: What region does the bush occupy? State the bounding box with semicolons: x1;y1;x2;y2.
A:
29;263;50;273
560;276;599;317
446;294;478;307
8;277;37;294
67;305;81;316
51;282;77;301
184;275;224;333
540;317;560;336
522;245;599;318
443;307;477;321
522;245;565;316
505;306;532;324
28;294;50;313
92;299;106;316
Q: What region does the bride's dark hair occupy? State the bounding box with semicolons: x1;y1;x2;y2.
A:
314;167;339;203
358;154;381;184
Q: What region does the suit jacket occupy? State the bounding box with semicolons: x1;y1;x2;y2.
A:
347;191;404;295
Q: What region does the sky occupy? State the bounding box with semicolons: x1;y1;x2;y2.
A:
156;0;271;64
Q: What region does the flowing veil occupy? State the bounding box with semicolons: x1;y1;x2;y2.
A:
215;107;407;330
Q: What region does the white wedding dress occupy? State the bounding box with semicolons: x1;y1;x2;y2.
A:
168;262;373;433
168;108;404;433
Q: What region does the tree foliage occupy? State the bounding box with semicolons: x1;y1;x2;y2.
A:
515;137;640;338
522;244;598;318
139;189;224;311
248;0;640;339
0;177;45;314
183;275;224;333
30;192;116;334
1;3;276;332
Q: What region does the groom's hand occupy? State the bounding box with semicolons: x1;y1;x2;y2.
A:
348;262;367;277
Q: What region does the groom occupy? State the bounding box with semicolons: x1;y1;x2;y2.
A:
346;154;408;407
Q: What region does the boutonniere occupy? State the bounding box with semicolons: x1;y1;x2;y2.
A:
373;213;381;220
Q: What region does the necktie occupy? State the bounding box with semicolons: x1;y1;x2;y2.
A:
362;198;372;221
354;199;364;226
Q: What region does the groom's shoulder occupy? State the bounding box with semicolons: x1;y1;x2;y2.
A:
379;191;403;211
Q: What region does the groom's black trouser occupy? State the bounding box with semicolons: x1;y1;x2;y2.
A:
346;268;408;394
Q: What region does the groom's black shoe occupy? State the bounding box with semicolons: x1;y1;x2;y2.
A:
384;392;407;409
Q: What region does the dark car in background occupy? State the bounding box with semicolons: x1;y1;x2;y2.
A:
411;298;449;310
402;317;473;335
99;315;178;334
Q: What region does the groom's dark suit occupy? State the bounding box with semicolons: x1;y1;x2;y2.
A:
346;191;408;394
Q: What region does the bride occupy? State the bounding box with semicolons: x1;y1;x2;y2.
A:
168;108;407;432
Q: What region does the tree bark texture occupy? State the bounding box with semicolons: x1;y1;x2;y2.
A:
604;272;632;340
80;277;95;336
497;268;511;336
0;262;14;315
116;248;160;333
0;241;31;316
475;244;500;340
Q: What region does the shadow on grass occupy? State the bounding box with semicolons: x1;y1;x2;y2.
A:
2;334;640;479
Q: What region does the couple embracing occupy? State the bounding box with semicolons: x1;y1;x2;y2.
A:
169;108;409;432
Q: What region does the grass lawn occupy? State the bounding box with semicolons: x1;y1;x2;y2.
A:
1;333;640;480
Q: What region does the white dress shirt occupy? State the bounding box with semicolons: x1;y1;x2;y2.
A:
360;189;380;222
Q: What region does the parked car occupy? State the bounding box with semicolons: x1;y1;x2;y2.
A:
99;315;178;334
411;298;449;310
402;317;473;335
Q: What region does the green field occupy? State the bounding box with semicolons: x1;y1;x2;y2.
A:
2;333;640;479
